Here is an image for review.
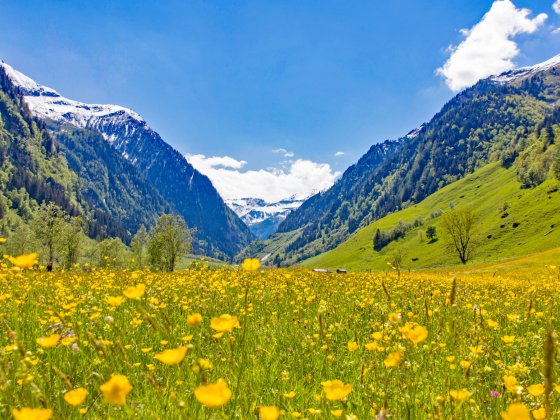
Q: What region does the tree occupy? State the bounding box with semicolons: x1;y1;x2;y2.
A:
97;237;129;268
426;226;437;241
389;248;406;282
33;202;65;264
131;225;149;268
7;223;37;255
441;207;477;264
148;214;192;272
373;228;382;251
59;217;84;268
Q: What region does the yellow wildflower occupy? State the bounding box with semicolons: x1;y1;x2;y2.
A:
194;379;232;407
241;258;260;271
123;284;145;300
502;335;515;344
210;314;239;332
526;384;545;397
154;346;187;365
347;341;359;352
384;351;402;368
283;391;296;399
532;407;546;420
105;296;125;307
12;408;53;420
64;388;88;407
504;375;523;394
36;334;60;349
449;389;470;401
4;253;39;269
99;375;132;405
406;325;428;344
259;406;281;420
388;312;401;324
501;403;530;420
321;380;352;401
187;313;203;326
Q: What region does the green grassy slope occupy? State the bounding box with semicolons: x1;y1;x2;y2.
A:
302;162;560;270
236;229;303;264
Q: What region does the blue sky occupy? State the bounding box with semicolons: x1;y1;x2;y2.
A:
2;0;560;201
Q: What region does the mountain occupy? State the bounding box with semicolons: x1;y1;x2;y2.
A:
0;67;139;241
264;53;560;266
0;62;253;258
302;162;560;270
226;196;305;239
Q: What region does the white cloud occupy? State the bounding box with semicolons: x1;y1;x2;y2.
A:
437;0;547;91
554;0;560;14
186;154;341;202
272;148;295;158
334;151;345;157
188;154;247;169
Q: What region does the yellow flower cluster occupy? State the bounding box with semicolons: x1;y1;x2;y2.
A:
1;259;559;417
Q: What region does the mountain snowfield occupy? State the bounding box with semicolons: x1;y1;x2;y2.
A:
225;196;306;239
0;61;253;258
0;62;148;158
489;53;560;84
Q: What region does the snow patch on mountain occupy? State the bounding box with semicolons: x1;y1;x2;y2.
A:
490;53;560;84
226;196;306;239
0;62;151;155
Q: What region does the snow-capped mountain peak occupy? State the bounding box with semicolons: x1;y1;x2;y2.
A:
225;196;307;239
0;62;146;143
490;53;560;84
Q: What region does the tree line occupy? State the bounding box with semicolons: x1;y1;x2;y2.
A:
1;201;193;272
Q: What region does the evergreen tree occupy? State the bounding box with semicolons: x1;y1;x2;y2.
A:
426;226;437;241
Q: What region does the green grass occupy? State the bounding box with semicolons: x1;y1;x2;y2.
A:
236;228;303;264
2;263;560;418
302;162;560;270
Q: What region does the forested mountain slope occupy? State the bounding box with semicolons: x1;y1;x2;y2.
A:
267;54;560;266
0;63;253;258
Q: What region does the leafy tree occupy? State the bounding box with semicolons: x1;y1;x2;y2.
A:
97;238;129;268
389;248;406;282
553;148;560;180
441;207;477;264
148;214;192;272
426;226;437;241
131;225;149;268
7;223;36;255
33;202;65;264
59;217;84;268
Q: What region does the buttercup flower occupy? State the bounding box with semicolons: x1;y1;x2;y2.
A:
12;408;53;420
321;380;352;401
194;379;232;407
123;284;146;300
4;253;39;269
36;334;60;349
210;314;239;332
241;258;260;271
187;313;203;326
154;347;187;365
64;388;88;406
100;375;132;405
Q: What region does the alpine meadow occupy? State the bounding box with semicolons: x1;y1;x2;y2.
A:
3;1;560;419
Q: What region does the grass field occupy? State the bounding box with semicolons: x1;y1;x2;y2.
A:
1;255;559;419
303;162;560;271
